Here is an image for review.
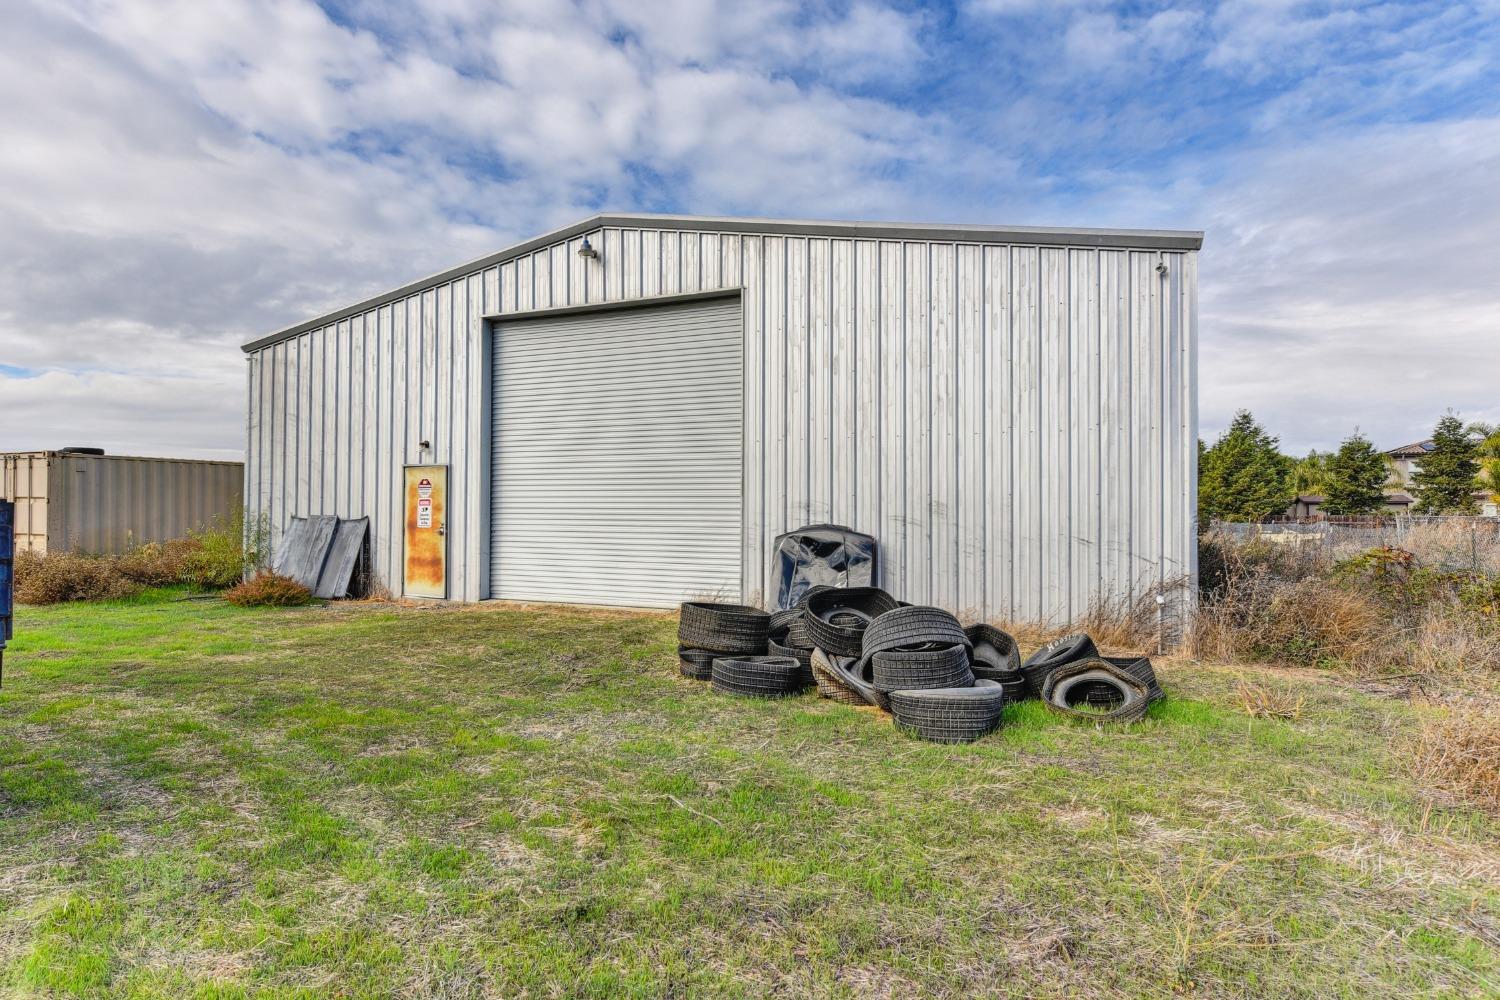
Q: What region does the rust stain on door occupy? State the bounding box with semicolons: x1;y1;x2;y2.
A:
403;465;447;598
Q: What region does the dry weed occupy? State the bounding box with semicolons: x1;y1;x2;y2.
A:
995;581;1187;656
1409;603;1500;675
1412;706;1500;813
14;549;141;604
1118;846;1334;987
1193;575;1397;671
223;572;313;607
1234;674;1306;720
1364;520;1500;576
117;537;202;585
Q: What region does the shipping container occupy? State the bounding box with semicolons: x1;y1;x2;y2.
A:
0;451;243;555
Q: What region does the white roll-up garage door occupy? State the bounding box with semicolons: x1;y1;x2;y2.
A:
490;295;743;607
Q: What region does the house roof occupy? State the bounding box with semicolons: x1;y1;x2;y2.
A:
1385;439;1435;458
241;212;1206;353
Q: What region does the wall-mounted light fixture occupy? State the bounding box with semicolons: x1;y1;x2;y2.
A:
577;237;599;260
1155;261;1169;276
419;439;431;451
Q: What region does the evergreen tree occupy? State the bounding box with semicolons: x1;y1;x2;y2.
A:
1411;415;1480;514
1198;410;1295;525
1321;431;1389;515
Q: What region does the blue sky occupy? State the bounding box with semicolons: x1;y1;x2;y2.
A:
1;0;1498;459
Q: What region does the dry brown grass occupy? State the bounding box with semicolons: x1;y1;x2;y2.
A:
1233;674;1306;720
991;583;1183;658
14;550;141;604
1192;576;1398;671
1409;602;1500;676
1117;846;1333;985
1412;705;1500;812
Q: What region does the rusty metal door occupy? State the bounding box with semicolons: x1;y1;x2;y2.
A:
403;465;447;598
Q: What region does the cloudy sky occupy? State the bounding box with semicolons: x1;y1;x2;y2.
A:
2;0;1497;461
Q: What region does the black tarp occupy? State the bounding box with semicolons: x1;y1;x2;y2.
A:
769;523;878;610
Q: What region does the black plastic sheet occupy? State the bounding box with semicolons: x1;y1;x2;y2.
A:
769;523;878;611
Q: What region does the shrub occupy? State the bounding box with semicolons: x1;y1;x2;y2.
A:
224;572;313;607
182;507;268;589
1193;574;1395;671
117;537;201;586
14;550;141;605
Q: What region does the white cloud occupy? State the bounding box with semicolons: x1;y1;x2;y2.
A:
0;0;956;459
0;0;1496;465
1192;116;1500;451
1064;12;1133;67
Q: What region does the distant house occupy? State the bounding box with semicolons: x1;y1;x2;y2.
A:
1384;439;1433;491
1281;437;1494;519
1288;492;1413;520
1381;438;1496;517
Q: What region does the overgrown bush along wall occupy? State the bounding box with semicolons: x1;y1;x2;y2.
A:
15;508;269;605
1195;521;1500;673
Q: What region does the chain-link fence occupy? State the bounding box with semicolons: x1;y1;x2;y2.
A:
1211;516;1500;575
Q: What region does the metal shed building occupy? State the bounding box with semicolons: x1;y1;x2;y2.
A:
242;213;1200;622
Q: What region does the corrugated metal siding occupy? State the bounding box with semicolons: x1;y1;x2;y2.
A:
244;224;1197;623
1;453;50;553
0;452;243;554
490;297;742;607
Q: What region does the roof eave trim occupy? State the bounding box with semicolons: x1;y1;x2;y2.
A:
242;212;1204;352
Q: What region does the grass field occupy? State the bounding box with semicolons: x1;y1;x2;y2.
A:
1;594;1497;998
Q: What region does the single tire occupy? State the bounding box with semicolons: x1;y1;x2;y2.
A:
1042;660;1150;723
846;657;892;710
810;649;868;705
678;602;771;655
1020;633;1099;698
795;584;836;608
996;675;1028;703
804;587;900;656
710;656;806;698
889;680;1005;744
678;647;716;680
768;638;815;687
965;624;1022;677
862;606;970;658
816;649;885;708
784;618;814;650
769;608;802;634
869;643;974;693
1104;655;1165;703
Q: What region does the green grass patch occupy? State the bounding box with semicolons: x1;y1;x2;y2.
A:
1;594;1496;997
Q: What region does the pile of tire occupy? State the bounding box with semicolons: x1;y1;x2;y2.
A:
798;599;1005;743
677;601;813;698
677;589;1165;737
